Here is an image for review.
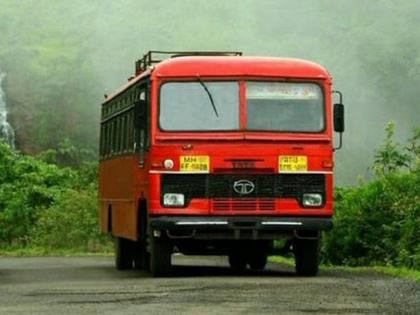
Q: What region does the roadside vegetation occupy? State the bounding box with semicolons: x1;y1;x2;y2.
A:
0;140;110;253
0;123;419;278
270;256;420;282
323;122;419;271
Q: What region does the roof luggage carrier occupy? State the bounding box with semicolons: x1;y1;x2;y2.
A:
135;50;243;75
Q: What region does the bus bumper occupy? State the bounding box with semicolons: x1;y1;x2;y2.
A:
149;216;333;240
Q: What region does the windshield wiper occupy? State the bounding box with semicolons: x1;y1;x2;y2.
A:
196;75;219;118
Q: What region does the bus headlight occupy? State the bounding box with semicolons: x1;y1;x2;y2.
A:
163;193;185;207
302;193;323;207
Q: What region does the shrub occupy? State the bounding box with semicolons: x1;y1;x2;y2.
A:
31;187;110;252
323;124;420;269
0;140;109;251
0;141;75;245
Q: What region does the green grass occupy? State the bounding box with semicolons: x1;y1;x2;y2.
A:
333;265;420;282
269;255;294;265
0;246;112;257
269;256;420;282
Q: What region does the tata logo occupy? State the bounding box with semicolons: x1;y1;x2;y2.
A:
233;179;255;195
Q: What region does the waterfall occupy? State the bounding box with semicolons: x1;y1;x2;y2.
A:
0;71;15;148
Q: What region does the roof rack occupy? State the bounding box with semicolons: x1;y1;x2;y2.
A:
135;50;243;75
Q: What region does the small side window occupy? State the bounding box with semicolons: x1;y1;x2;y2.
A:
134;85;150;151
100;124;105;158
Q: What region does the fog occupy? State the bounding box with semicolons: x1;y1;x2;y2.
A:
0;0;419;185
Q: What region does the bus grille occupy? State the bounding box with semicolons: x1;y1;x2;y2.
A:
161;174;325;206
211;198;275;211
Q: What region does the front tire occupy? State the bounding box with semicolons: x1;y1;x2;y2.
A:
248;252;268;270
228;252;247;272
150;234;172;277
294;237;320;276
133;242;150;271
115;237;134;270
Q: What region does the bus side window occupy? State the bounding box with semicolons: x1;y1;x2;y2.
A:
128;111;134;152
100;124;105;158
115;117;120;154
112;119;117;155
106;120;111;157
135;88;150;151
145;87;150;149
122;114;127;153
118;116;124;154
108;120;113;156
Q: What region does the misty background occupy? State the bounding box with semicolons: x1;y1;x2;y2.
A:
0;0;419;185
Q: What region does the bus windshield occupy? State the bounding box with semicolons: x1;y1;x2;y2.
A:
160;81;239;131
246;82;324;132
159;81;324;132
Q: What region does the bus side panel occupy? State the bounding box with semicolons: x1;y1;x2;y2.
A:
99;155;138;240
110;200;138;240
99;201;109;234
133;152;151;238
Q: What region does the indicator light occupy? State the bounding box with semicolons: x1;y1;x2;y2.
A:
163;159;174;169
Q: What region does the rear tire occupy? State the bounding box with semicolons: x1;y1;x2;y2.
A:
294;237;320;276
115;237;134;270
150;234;172;277
228;252;247;272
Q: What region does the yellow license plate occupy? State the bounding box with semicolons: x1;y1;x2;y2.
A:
180;155;210;172
279;155;308;172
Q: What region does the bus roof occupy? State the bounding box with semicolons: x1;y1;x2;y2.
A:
104;56;331;104
103;69;151;104
153;56;331;80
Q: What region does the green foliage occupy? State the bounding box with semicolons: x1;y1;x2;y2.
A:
37;138;97;168
0;140;108;251
406;127;420;171
31;187;109;252
372;121;410;176
323;125;420;269
0;140;73;245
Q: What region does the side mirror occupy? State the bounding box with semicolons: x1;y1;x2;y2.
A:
333;103;345;133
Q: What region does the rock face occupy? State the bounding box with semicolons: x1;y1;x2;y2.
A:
0;71;15;148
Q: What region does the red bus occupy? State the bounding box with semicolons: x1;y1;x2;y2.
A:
99;51;345;276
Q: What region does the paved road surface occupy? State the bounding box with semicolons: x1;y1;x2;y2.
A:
0;255;419;314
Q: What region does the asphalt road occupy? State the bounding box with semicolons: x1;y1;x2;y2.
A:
0;255;419;315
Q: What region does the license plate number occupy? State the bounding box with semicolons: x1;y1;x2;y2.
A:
180;155;209;172
279;155;308;172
